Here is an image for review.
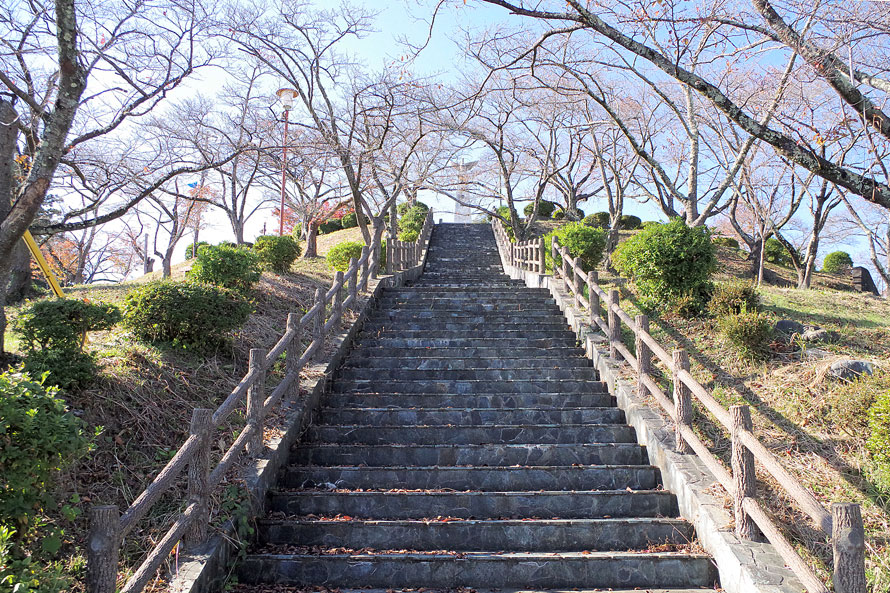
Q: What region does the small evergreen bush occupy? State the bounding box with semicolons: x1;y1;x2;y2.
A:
712;236;740;249
13;299;121;390
123;281;252;351
252;235;301;273
398;201;429;217
291;223;302;239
552;209;565;220
0;366;91;527
340;212;358;229
188;244;261;293
544;222;607;273
492;205;512;221
763;237;795;266
612;218;717;316
398;204;429;241
318;218;343;234
822;251;854;274
868;389;890;470
709;281;760;318
326;241;365;272
717;309;774;360
620;214;642;230
583;211;611;228
184;241;209;260
641;220;662;229
523;200;557;219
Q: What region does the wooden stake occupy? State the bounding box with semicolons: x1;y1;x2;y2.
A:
672;349;692;453
636;314;651;399
185;408;212;547
832;503;866;593
246;348;266;457
731;405;756;540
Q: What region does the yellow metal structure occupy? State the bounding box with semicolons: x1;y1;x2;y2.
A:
22;229;65;297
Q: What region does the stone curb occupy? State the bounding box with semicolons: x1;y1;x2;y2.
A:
167;263;426;593
501;262;804;593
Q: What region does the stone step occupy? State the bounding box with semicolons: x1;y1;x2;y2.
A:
306;424;638;445
365;311;566;321
385;288;550;296
360;321;572;333
319;407;622;426
267;489;679;519
236;551;718;589
225;587;713;593
347;346;586;359
257;517;694;552
331;379;605;394
281;465;661;491
336;368;596;382
352;336;578;349
378;296;554;305
323;392;616;409
357;330;577;341
290;442;645;466
343;357;590;370
367;304;561;313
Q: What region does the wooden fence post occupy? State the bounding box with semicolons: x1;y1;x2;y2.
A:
538;237;546;273
333;271;344;325
87;505;120;593
551;237;559;283
184;408;212;548
573;259;583;309
246;348;266;457
561;247;570;293
589;271;600;322
386;240;393;274
730;404;756;540
360;246;369;291
313;287;324;359
608;289;620;359
636;314;651;398
832;503;866;593
286;312;301;400
347;258;357;304
672;349;692;453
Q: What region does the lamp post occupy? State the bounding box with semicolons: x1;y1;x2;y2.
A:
276;88;297;236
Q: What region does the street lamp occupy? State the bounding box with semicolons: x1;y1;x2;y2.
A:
276;88;297;235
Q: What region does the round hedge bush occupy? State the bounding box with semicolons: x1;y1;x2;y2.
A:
326;241;365;272
583;211;611;228
552;209;566;220
613;218;717;316
523;200;557;219
184;241;209;260
252;235;301;273
319;219;343;234
718;310;775;361
399;204;429;241
544;222;608;273
619;214;642;230
188;244;261;293
712;236;740;249
763;237;796;267
123;281;252;351
822;251;853;274
398;201;429;217
340;212;358;229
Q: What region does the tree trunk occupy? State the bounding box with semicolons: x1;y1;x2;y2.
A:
233;219;245;245
0;98;17;357
303;222;319;258
6;241;32;302
162;254;172;278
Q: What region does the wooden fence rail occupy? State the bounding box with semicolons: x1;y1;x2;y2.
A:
87;210;435;593
490;218;866;593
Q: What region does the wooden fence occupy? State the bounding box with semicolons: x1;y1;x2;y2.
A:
491;219;866;593
86;210;434;593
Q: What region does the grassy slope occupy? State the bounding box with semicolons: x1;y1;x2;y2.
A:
2;229;365;591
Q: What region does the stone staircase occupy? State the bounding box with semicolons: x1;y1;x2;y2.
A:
235;223;719;591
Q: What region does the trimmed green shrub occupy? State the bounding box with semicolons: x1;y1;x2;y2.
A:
493;205;511;220
0;366;91;527
291;223;302;239
718;309;774;360
398;204;429;241
763;237;796;266
14;299;120;352
252;235;301;273
13;298;121;390
552;209;565;220
822;251;854;274
712;236;740;249
341;212;358;229
326;241;365;272
188;244;261;293
397;201;429;217
184;241;209;260
583;211;611;228
612;218;717;316
619;214;642;230
641;220;662;229
523;200;557;219
544;222;608;273
123;281;251;351
709;281;760;318
0;524;75;593
319;218;343;234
